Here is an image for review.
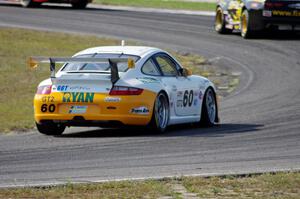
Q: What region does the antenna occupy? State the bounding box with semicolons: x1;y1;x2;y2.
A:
121;40;125;46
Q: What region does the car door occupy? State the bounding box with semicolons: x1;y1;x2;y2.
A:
153;53;199;117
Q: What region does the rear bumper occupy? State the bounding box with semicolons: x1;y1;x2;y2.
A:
34;90;156;126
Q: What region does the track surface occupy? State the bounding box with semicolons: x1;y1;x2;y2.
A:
0;4;300;187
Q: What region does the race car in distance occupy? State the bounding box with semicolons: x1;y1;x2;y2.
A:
0;0;91;8
215;0;300;38
29;45;219;135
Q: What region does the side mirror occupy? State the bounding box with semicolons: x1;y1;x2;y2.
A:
182;68;192;77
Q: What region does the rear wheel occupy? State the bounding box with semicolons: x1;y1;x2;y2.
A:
200;88;217;127
215;7;231;34
150;92;169;133
21;0;41;7
241;9;254;39
72;0;88;9
36;121;65;136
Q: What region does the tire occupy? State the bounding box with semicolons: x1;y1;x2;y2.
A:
240;9;254;39
200;88;217;127
72;0;88;9
36;121;65;136
150;92;170;133
215;7;231;34
21;0;40;7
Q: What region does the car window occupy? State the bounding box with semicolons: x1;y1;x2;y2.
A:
142;59;161;76
155;55;178;76
61;54;140;72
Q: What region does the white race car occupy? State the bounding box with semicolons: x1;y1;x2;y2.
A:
30;45;219;135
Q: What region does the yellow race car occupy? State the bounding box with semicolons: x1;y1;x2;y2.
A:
215;0;300;38
31;45;219;135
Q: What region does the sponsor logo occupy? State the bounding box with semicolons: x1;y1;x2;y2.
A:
54;85;91;92
104;97;121;102
176;100;183;107
41;96;55;103
272;10;300;17
199;91;203;100
131;106;149;115
136;77;159;83
69;105;87;114
177;91;183;98
263;10;272;17
62;92;94;103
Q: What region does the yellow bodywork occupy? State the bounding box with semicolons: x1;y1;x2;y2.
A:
34;89;157;126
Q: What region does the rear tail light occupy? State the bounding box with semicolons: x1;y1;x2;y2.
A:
36;85;52;95
109;86;143;95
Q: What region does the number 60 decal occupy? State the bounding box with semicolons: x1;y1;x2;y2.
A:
183;90;193;107
41;104;56;113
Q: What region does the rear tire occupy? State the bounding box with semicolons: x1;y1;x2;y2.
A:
150;92;169;133
200;88;217;127
241;9;254;39
72;0;88;9
36;121;65;136
215;7;231;34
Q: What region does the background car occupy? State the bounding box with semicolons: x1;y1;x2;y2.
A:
0;0;91;8
215;0;300;38
30;46;219;135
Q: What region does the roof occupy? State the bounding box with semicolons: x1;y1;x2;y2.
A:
75;46;161;58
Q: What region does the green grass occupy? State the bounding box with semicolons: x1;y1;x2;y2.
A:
95;0;216;11
0;180;174;199
182;172;300;198
1;172;299;198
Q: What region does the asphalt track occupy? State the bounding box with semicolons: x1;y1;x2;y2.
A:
0;4;300;187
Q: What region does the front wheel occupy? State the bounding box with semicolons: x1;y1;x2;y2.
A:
200;88;217;127
36;121;65;136
21;0;41;7
72;0;88;9
150;92;169;133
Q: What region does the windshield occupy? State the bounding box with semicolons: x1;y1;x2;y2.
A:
61;53;140;72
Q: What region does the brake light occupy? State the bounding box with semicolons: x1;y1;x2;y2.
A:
36;85;52;94
109;86;143;95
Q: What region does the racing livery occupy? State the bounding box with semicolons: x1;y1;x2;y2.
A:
215;0;300;38
0;0;91;8
30;46;219;135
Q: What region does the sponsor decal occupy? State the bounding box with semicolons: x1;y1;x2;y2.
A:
199;91;203;100
41;96;55;103
104;97;121;102
69;105;87;114
263;10;272;17
177;91;183;98
53;85;91;92
62;92;94;103
130;106;149;115
176;100;183;108
193;99;198;106
272;10;300;17
136;77;159;83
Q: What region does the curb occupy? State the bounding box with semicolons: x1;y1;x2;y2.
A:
89;4;215;16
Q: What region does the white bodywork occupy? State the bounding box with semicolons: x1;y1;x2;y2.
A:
38;46;217;126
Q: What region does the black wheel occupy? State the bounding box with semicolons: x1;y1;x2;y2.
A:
36;121;65;136
241;9;254;39
150;92;169;133
72;0;88;9
21;0;41;7
200;88;217;127
215;7;231;34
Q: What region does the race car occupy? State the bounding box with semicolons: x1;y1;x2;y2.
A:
29;45;219;135
215;0;300;38
0;0;91;8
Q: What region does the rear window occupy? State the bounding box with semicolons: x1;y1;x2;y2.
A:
61;53;140;72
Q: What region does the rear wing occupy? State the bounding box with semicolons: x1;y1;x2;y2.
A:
28;57;135;84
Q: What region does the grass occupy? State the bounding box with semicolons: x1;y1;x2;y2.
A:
182;172;300;198
1;172;299;198
0;27;236;132
95;0;216;11
0;180;174;199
